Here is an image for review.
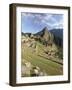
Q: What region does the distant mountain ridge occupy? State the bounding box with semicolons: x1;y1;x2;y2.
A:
22;27;63;47
50;29;63;39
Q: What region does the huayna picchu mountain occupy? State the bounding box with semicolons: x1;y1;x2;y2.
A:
34;27;63;47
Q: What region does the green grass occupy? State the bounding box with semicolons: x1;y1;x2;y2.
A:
22;42;63;76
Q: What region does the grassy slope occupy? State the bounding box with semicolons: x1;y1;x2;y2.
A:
22;41;63;75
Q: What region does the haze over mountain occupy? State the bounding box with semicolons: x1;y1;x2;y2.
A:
50;29;63;39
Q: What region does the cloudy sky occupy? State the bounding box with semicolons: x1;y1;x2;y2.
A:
21;12;63;33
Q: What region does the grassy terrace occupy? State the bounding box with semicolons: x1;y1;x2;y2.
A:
22;42;63;75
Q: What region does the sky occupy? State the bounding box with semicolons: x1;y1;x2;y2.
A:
21;12;63;34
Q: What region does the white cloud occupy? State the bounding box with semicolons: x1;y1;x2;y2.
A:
51;18;63;29
22;13;63;29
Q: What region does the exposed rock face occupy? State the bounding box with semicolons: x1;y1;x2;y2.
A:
41;27;54;46
21;60;47;77
34;27;54;46
22;27;63;47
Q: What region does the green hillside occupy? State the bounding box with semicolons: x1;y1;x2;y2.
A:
21;27;63;77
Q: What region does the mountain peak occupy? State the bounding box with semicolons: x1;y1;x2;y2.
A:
35;27;49;37
42;27;48;32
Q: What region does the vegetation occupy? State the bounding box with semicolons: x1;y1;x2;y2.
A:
21;27;63;77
